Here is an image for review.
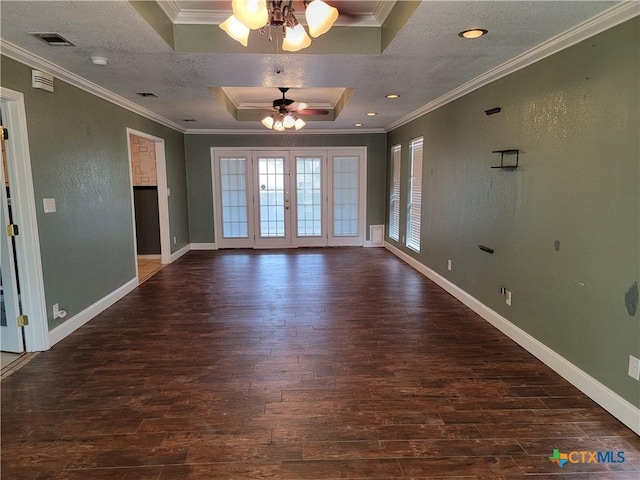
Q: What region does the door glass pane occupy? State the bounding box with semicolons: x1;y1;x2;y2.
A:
220;157;248;238
296;157;322;237
0;270;7;327
333;156;359;236
258;157;285;238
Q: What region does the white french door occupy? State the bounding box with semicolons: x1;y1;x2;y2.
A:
212;147;366;249
254;152;292;248
293;151;327;247
0;125;24;352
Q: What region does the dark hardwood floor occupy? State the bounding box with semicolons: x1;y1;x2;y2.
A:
2;248;638;479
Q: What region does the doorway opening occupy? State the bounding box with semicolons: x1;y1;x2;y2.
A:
126;129;170;283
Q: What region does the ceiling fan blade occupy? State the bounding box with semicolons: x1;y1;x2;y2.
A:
296;109;330;115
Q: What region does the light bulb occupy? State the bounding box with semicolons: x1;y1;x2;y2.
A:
231;0;268;29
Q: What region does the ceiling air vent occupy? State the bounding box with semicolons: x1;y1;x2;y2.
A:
30;33;74;46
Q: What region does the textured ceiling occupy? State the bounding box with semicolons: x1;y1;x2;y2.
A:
0;1;630;133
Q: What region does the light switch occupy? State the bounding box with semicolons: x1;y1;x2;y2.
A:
43;198;56;213
167;188;171;197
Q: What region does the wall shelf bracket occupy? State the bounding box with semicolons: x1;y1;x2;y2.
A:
491;149;519;169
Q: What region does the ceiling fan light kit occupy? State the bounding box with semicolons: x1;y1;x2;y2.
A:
221;0;338;51
260;87;328;131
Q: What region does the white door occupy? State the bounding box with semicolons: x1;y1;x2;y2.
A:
214;152;255;249
254;152;292;248
293;152;327;247
328;150;366;246
0;128;24;353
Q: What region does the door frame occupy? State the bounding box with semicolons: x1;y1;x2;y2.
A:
126;128;171;274
0;87;49;352
211;146;367;249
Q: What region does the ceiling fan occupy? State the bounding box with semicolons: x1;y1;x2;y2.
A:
261;87;329;131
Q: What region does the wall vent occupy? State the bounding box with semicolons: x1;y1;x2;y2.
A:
370;225;384;247
32;70;54;93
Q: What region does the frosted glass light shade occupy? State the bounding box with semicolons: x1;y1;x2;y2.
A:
283;114;296;128
294;118;306;130
219;15;250;46
305;0;338;38
232;0;268;29
282;24;312;52
262;115;274;129
273;120;285;131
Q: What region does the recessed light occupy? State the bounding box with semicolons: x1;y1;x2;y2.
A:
91;56;108;66
136;92;157;98
385;94;400;99
366;112;377;116
354;123;363;127
458;29;488;39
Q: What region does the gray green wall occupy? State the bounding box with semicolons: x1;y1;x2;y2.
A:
1;56;190;330
387;18;639;407
184;133;387;243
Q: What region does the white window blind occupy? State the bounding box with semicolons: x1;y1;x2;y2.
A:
389;144;401;241
406;137;423;252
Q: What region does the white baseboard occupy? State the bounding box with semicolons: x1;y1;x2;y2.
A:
190;243;218;250
170;244;191;262
48;278;138;347
384;242;640;436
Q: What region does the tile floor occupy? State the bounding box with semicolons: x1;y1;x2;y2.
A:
138;257;166;284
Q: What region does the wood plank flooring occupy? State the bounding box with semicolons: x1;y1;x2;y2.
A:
2;248;638;479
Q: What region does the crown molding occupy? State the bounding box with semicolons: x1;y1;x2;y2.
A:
1;40;185;133
374;0;397;24
184;127;386;135
386;1;640;132
156;1;387;26
155;0;181;22
170;9;229;25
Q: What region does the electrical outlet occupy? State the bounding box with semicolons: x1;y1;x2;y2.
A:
53;303;59;318
173;236;177;244
628;355;640;381
447;259;452;271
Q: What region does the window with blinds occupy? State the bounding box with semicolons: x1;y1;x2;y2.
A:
388;144;401;241
406;137;423;252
